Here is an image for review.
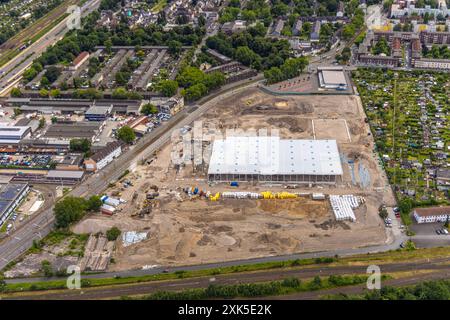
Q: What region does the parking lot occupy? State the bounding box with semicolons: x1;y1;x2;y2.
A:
410;221;450;237
0;154;52;169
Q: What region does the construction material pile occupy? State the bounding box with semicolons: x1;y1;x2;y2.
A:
222;191;260;199
329;195;364;222
122;231;148;247
80;234;114;271
210;191;299;201
261;191;298;199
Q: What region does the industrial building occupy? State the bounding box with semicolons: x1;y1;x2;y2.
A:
0;126;31;145
207;136;343;184
1;170;84;185
85;105;113;121
6;98;141;115
44;122;103;142
318;67;348;90
0;183;30;227
413;206;450;224
84;141;123;172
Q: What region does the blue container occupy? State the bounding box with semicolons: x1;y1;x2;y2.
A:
230;181;239;187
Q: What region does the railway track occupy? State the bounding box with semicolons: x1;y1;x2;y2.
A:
0;0;78;52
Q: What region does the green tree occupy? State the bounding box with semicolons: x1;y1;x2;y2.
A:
69;138;91;153
158;79;178;97
141;103;158;115
54;196;88;228
39;88;49;97
44;66;61;83
86;195;102;211
379;207;388;219
13;107;22;116
11;88;22;97
112;87;129;99
235;46;259;67
38;117;46;129
182;83;208;101
168;40;182;57
49;89;61;98
0;275;6;292
106;227;121;241
41;260;53;277
117;126;136;144
105;39;113;54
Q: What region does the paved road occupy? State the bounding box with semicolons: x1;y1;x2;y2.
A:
0;0;101;96
4;258;448;299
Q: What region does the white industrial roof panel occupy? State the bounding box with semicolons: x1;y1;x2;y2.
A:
208;137;343;176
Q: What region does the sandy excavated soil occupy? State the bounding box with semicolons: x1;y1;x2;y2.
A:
73;88;396;271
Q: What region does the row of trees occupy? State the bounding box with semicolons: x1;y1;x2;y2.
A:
423;45;450;59
176;67;225;101
335;280;450;300
143;274;367;300
264;57;308;84
341;8;365;41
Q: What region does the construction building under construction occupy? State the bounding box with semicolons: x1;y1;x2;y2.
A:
207;136;343;184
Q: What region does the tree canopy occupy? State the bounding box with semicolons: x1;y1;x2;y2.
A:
117;126;136;144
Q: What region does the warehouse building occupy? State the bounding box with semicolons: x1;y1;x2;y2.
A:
84;141;123;172
7;98;141;115
413;206;450;224
44;122;103;142
0;126;31;145
207;136;343;184
0;183;30;227
85;105;113;121
318;67;348;90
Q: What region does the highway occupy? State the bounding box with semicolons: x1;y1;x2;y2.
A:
3;257;449;299
0;0;102;97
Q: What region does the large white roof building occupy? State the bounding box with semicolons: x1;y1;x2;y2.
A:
208;136;343;184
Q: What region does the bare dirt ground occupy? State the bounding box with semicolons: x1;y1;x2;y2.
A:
73;88;396;271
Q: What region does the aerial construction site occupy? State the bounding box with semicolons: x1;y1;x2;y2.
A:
63;88;396;272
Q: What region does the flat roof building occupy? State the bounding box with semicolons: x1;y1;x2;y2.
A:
414;206;450;224
318;67;348;89
44;122;103;141
208;136;343;184
0;126;31;145
85;105;113;121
